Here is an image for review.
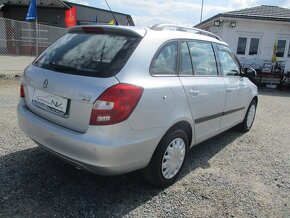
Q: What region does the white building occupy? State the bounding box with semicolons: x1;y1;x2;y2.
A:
195;5;290;73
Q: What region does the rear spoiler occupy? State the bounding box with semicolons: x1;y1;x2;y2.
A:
67;25;147;38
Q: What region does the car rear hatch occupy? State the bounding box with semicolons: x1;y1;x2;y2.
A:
22;25;146;133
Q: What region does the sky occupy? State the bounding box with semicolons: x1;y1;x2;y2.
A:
69;0;290;27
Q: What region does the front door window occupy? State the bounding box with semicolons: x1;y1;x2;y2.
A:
217;46;240;76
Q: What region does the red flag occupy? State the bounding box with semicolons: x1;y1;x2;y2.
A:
65;6;76;27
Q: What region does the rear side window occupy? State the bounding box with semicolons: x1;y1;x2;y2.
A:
150;42;178;75
187;41;217;76
34;32;141;78
179;41;193;76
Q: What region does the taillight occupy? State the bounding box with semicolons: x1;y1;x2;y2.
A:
82;27;104;33
90;84;143;125
20;84;25;97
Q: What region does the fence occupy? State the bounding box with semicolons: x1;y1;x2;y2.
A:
0;17;66;56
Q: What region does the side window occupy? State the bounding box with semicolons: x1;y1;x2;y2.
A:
217;45;240;76
187;41;217;76
249;38;259;55
179;41;193;76
237;37;247;55
150;42;178;75
277;40;286;57
236;36;261;56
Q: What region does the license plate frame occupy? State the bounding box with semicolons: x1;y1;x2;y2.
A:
32;89;69;117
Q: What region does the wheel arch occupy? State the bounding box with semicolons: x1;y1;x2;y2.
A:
253;96;258;105
160;121;193;149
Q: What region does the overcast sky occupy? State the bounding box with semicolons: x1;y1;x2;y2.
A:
70;0;290;27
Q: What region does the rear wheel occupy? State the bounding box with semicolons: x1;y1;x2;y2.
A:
143;129;188;187
237;99;257;132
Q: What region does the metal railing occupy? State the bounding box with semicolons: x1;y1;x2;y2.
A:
150;24;223;41
0;17;66;56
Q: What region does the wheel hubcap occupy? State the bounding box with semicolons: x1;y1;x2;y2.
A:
161;138;186;180
247;104;256;128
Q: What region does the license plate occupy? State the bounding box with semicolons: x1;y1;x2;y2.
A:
32;89;68;116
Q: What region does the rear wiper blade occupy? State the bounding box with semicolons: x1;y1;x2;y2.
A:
49;62;78;71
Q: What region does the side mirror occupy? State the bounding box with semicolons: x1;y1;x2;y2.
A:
243;68;256;77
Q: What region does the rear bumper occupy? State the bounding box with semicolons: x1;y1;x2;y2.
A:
17;99;163;175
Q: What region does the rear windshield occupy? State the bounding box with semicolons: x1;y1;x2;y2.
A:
34;32;141;77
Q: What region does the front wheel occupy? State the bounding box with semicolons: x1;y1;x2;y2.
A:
143;129;189;188
237;99;257;132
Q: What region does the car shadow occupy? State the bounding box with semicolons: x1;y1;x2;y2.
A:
0;129;243;217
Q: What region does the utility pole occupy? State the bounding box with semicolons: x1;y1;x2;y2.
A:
35;0;38;56
200;0;204;23
26;0;38;56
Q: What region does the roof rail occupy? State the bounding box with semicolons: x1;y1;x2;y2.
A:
150;24;223;41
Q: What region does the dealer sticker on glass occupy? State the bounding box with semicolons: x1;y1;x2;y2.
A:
32;89;68;116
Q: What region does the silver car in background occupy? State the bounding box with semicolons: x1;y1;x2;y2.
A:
17;24;258;187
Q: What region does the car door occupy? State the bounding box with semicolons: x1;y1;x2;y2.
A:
215;44;251;130
178;41;226;143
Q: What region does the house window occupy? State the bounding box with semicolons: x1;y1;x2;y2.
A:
288;43;290;58
236;36;260;56
237;37;247;55
249;38;259;55
277;40;286;57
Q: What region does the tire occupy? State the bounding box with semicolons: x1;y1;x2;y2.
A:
236;99;257;132
143;129;189;188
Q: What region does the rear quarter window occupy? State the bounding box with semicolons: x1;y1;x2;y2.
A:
150;41;178;76
34;32;141;78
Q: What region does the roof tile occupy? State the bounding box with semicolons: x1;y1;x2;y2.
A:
224;5;290;19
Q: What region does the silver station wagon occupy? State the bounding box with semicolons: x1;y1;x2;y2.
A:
18;24;258;187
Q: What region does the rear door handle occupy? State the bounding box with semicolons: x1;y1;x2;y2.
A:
189;88;200;96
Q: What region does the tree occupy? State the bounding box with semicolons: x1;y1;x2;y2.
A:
271;40;277;64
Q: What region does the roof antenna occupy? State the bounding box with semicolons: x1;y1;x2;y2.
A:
104;0;119;25
58;0;71;9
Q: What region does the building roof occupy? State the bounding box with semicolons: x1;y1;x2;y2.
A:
224;5;290;19
0;0;134;25
0;0;65;8
64;1;134;18
195;5;290;27
0;0;133;17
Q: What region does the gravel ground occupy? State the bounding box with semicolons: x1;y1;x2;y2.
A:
0;79;289;217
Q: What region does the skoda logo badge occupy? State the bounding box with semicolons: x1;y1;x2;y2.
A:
43;79;48;88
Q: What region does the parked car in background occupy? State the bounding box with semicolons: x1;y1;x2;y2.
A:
17;24;258;187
